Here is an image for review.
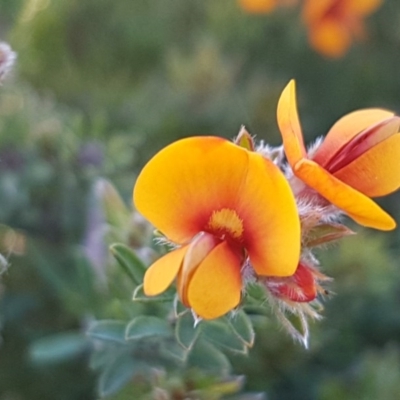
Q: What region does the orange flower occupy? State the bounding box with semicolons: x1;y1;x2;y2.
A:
277;80;400;231
302;0;383;57
238;0;297;14
133;136;300;319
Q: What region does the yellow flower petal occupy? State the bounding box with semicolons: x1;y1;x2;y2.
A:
133;137;249;244
314;109;394;166
294;159;396;230
277;80;307;166
177;232;219;307
334;134;400;197
238;151;301;276
143;245;189;296
187;241;242;320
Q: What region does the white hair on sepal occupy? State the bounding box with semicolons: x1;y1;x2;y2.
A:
0;42;17;83
306;136;324;159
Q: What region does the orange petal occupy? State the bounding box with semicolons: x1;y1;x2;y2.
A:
143;245;189;296
307;19;352;58
334;134;400;197
277;80;307;166
347;0;383;15
237;151;301;276
238;0;276;13
187;241;242;319
294;159;396;230
314;109;395;166
133;137;249;244
177;232;220;306
302;0;335;24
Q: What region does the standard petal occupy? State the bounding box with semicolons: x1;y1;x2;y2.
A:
313;109;394;166
143;245;189;296
177;232;220;307
277;80;307;166
133;137;249;244
186;241;242;320
333;134;400;197
294;159;396;230
236;152;301;276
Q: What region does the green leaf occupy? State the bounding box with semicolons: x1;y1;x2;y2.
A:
188;339;231;374
201;320;247;354
132;284;175;302
29;332;88;365
175;311;200;350
275;308;309;348
110;243;146;285
87;320;127;344
226;310;255;348
98;353;149;397
161;340;188;362
125;316;172;340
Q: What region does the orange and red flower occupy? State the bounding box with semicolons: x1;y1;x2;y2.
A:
238;0;297;14
277;79;400;230
133;136;301;319
302;0;383;57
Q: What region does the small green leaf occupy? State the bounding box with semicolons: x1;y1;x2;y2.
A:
161;340;188;362
98;353;149;397
87;320;127;344
201;320;247;354
226;310;255;348
188;339;231;374
275;308;309;348
132;284;175;302
234;126;255;151
125;316;172;340
304;223;355;248
110;243;146;285
30;332;88;365
175;311;200;350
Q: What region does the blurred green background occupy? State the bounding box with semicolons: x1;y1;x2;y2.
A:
1;0;400;399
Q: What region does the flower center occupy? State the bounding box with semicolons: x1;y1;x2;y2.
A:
207;208;244;240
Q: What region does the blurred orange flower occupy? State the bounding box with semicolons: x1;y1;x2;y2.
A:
238;0;297;14
133;136;300;319
277;80;400;230
302;0;383;57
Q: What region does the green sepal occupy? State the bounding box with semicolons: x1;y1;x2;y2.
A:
234;126;255;151
304;223;355;248
125;315;172;340
110;243;146;285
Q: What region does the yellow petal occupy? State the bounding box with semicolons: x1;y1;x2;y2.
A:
143;245;189;296
237;152;301;276
334;134;400;197
133;137;249;244
294;159;396;230
277;80;307;166
187;241;242;320
314;109;394;166
177;232;220;306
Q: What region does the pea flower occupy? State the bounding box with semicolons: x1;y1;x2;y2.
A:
238;0;297;14
133;136;300;320
277;79;400;230
302;0;383;57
